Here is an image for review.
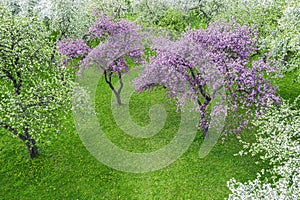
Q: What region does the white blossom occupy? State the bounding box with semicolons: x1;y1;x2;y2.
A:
227;96;300;200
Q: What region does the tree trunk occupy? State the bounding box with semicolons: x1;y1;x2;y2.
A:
25;138;39;159
198;101;211;137
114;92;122;105
201;122;209;137
104;70;123;105
19;127;39;159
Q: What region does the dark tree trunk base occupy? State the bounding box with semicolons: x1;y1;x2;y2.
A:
19;134;39;159
202;126;209;137
26;140;39;159
104;70;123;106
115;92;122;105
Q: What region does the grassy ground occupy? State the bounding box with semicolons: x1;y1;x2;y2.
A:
0;70;299;199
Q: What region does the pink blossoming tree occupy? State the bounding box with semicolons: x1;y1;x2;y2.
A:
58;13;144;105
134;21;281;136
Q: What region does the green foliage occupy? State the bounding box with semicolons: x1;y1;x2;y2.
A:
265;1;300;80
2;0;93;39
186;0;223;23
88;0;134;19
0;6;74;158
156;9;188;33
187;10;207;30
213;0;284;34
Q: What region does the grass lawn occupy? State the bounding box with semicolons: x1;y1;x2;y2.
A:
0;69;299;199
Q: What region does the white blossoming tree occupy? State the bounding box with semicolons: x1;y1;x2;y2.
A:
265;1;300;79
227;96;300;199
89;0;133;18
1;0;93;39
0;6;74;158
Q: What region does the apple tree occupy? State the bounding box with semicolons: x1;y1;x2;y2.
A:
0;6;74;158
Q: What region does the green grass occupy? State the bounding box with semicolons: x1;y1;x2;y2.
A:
275;72;300;102
1;70;299;200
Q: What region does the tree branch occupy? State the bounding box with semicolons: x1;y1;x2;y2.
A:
23;101;50;110
0;121;18;136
